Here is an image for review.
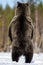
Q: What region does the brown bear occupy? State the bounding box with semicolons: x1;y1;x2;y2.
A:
8;2;34;63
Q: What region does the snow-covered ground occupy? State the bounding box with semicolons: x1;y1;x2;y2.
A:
0;52;43;65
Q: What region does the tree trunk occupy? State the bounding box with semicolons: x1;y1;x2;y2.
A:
1;16;6;51
34;6;40;53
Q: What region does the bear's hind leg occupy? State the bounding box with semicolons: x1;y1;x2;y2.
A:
12;47;20;62
12;52;19;62
25;52;33;63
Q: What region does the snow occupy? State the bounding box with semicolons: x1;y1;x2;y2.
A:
0;52;43;65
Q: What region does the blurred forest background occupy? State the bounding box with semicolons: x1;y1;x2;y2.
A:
0;0;43;53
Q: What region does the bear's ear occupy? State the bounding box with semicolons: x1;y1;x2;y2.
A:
26;3;29;6
17;2;21;7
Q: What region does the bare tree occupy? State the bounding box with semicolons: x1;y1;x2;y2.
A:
33;0;41;53
0;15;6;51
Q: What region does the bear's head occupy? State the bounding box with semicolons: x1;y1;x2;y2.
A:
16;2;29;16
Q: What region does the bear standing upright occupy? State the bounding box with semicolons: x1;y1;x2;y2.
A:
8;2;34;63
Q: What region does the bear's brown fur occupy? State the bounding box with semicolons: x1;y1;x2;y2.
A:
8;2;34;63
